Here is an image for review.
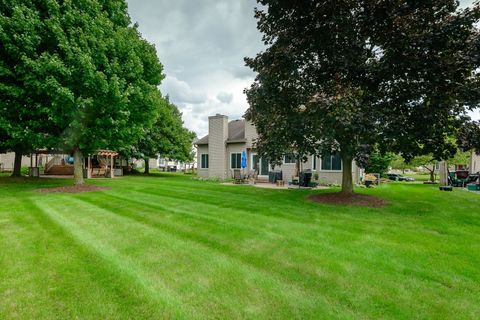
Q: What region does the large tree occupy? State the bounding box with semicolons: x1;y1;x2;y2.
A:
0;0;164;184
245;0;480;194
0;2;59;176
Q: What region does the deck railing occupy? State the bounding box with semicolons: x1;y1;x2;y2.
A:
44;156;63;173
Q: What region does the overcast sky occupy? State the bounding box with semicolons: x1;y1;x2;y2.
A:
126;0;479;138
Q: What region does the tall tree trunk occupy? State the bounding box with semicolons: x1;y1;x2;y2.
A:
73;149;84;185
11;151;22;177
144;157;150;174
430;169;435;183
341;154;354;194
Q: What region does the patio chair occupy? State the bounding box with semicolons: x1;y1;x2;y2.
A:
233;169;245;184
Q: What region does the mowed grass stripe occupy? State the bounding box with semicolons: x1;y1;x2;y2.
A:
35;196;341;319
73;192;373;299
1;174;480;319
34;199;187;312
106;176;473;230
65;188;472;318
112;180;388;225
96;186;473;267
0;198;184;319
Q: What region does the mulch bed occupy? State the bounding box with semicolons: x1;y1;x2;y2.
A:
36;185;110;194
307;192;388;208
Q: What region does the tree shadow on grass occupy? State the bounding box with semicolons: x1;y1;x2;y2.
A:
0;176;74;194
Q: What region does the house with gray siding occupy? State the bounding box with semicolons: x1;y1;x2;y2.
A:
0;152;32;171
471;150;480;173
194;114;363;184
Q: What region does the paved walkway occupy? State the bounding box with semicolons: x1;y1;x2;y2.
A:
222;182;329;190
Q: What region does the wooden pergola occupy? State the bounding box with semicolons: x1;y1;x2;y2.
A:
87;150;119;179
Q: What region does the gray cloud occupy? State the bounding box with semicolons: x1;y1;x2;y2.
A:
216;92;234;104
162;76;207;105
127;0;479;137
460;0;475;7
126;0;264;137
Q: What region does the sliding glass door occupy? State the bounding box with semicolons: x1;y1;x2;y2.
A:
251;153;269;176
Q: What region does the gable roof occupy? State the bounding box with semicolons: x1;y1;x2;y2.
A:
194;120;246;145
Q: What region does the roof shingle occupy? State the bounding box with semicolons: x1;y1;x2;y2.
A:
194;120;245;145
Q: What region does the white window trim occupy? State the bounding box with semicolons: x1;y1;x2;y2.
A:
230;152;242;169
312;155;317;171
200;153;209;169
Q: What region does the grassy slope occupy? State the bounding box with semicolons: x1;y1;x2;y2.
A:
0;174;479;319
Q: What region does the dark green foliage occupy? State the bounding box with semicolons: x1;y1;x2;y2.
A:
32;0;164;154
245;0;480;193
370;2;480;161
0;0;165;183
0;1;55;155
127;97;196;166
457;120;480;154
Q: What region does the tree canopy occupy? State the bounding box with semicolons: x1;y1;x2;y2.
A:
130;97;196;174
0;1;59;175
0;0;166;183
245;0;480;193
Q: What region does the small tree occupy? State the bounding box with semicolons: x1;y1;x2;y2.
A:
364;152;395;176
390;155;415;174
410;155;438;182
133;98;196;175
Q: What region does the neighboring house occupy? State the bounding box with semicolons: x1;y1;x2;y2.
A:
135;157;194;172
0;152;33;171
157;157;194;172
1;151;125;176
194;114;363;184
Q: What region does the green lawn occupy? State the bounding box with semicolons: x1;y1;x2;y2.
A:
0;174;479;319
403;172;435;182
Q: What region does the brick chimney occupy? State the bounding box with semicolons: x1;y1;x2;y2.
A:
244;119;258;148
208;114;228;179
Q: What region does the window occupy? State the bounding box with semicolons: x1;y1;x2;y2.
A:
321;152;342;171
231;153;242;169
284;153;296;164
312;155;317;170
201;154;209;169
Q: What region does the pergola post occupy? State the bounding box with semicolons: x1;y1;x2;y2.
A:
110;155;114;178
